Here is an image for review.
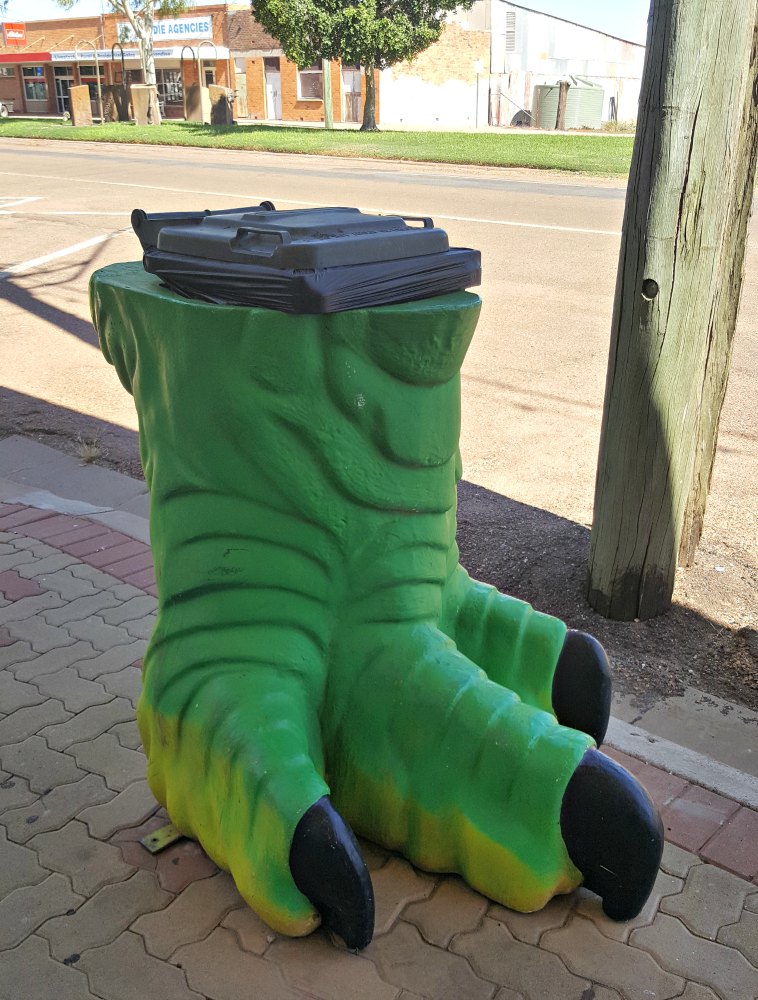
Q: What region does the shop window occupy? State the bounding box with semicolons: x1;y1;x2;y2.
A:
204;67;215;87
0;67;15;78
80;64;105;102
297;63;323;101
22;66;48;103
156;69;183;105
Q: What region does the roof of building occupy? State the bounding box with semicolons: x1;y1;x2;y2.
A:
501;1;645;48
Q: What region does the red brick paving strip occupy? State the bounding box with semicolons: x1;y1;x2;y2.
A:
46;523;111;548
21;514;91;541
0;570;45;601
0;508;56;530
700;806;758;880
63;531;136;558
87;540;149;569
661;783;741;852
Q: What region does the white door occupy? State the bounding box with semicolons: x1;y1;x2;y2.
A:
264;60;282;119
342;66;361;122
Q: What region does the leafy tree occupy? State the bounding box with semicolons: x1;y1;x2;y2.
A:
55;1;187;89
251;0;476;130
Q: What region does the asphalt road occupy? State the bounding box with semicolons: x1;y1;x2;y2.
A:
0;139;755;653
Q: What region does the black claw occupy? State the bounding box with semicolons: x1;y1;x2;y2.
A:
561;748;664;921
290;796;374;950
552;629;612;746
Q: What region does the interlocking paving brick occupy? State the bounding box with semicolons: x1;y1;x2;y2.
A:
662;786;742;852
0;772;37;812
356;837;390;871
21;514;82;541
453;916;602;999
368;920;495;999
0;591;65;626
134;871;242;959
87;541;150;570
542;914;684;999
220;906;275;955
39;869;172;960
0;548;36;572
39;569;99;601
118;838;157;872
69;563;122;588
48;522;111;549
2;772;114;843
676;985;720;1000
0;625;15;644
65;531;135;559
488;895;576;947
66;733;145;792
32;669;113;713
66;617;135;652
79;779;158;838
41;698;134;751
271;927;400;1000
78;930;204;1000
12;641;99;682
575;869;683;942
0;669;45;712
661;864;752;939
0;872;85;949
0;569;45;600
404;876;488;947
100;552;154;580
6;614;76;653
0;934;98;1000
0;824;48;896
745;893;758;913
123;614;156;641
631;913;758;999
174;926;305;1000
155;838;218;892
7;538;60;557
701;807;758;880
76;642;148;679
30;819;136;895
0;735;86;792
371;857;437;935
108;583;148;602
0;699;71;746
43;592;122;627
110;807;169;844
101;596;157;626
111;719;142;750
17;553;79;578
718;909;758;967
0;639;36;669
661;841;702;879
99;665;142;707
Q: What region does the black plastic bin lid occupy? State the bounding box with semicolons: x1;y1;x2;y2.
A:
131;202;480;314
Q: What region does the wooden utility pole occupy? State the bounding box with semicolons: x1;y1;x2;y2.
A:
322;58;334;128
555;79;569;130
587;0;758;621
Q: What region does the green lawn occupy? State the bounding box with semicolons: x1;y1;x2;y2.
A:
0;118;634;175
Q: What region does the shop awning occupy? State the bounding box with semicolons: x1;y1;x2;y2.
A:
0;51;51;63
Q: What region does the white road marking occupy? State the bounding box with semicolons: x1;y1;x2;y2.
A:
0;169;622;237
0;195;42;209
0;229;130;279
0;210;128;216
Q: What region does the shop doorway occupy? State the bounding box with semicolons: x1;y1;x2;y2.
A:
342;66;361;123
54;65;74;114
264;57;281;119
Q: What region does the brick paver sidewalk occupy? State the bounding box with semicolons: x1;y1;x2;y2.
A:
1;502;757;1000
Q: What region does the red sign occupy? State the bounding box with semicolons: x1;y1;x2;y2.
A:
3;23;26;46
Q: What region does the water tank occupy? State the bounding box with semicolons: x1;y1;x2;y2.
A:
533;76;605;130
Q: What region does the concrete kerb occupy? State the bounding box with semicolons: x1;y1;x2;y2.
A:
0;433;755;809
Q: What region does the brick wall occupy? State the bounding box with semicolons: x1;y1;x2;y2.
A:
393;23;490;84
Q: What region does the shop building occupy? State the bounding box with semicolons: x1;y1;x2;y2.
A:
0;4;374;125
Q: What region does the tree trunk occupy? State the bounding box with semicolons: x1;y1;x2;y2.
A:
361;65;378;131
555;80;569;130
586;0;758;621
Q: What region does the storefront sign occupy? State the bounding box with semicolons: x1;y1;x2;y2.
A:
117;17;213;42
50;46;229;63
3;22;26;46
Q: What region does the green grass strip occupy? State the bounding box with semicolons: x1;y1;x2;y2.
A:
0;118;634;175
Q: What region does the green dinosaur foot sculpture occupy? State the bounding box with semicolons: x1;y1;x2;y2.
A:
91;263;661;946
